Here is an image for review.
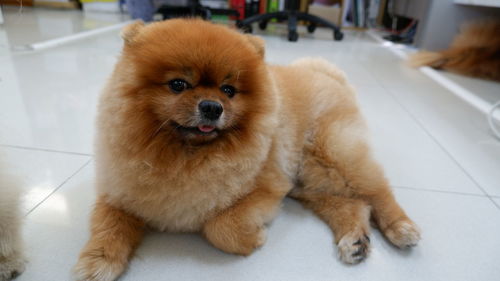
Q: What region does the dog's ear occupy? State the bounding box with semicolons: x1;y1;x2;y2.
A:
245;35;265;58
121;21;145;44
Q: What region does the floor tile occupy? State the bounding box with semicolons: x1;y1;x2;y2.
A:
366;58;500;196
112;190;500;281
0;34;122;154
1;6;129;47
18;163;95;281
355;83;481;194
440;72;500;104
493;197;500;208
0;146;90;213
349;37;500;196
20;164;500;281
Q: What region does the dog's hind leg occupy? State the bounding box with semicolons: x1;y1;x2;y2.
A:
295;104;420;261
291;189;371;264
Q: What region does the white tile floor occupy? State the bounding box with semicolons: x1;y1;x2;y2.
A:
1;7;500;281
0;6;128;47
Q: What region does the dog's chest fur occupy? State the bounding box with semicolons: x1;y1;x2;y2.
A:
98;140;271;232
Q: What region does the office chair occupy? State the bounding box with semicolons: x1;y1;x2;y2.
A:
237;0;344;42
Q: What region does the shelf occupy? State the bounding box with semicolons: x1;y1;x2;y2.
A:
454;0;500;8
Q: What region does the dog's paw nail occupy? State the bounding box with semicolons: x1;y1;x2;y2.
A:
338;229;370;264
364;234;370;242
352;249;364;257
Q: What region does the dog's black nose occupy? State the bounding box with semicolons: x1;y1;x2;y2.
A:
198;100;223;120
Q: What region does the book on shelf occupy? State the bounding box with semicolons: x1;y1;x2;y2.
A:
342;0;381;28
244;0;252;18
367;0;380;27
357;0;365;27
241;0;260;18
232;0;354;21
299;0;308;12
268;0;279;12
341;0;353;26
376;0;388;26
230;0;245;19
259;0;268;14
251;0;260;16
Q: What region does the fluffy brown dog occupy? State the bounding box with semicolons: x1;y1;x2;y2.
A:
74;19;420;281
0;158;25;281
409;21;500;81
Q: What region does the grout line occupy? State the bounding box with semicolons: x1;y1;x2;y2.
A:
382;83;500;211
0;144;92;156
12;21;133;51
393;185;490;198
25;159;92;217
491;198;500;209
366;31;500;210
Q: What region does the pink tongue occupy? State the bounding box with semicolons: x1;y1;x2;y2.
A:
198;125;215;133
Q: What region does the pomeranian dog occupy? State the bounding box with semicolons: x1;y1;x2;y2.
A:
74;19;420;281
0;158;25;281
409;21;500;81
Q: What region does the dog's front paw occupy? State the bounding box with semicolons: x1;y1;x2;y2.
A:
384;219;421;248
0;253;26;281
337;228;370;264
203;213;266;256
73;249;126;281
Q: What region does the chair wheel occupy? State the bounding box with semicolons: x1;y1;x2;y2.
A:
307;24;316;33
334;31;344;41
258;21;268;30
242;25;253;34
288;31;298;42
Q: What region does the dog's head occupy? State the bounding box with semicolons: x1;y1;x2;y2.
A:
115;19;274;147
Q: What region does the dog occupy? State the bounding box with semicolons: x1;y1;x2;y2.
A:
0;157;25;281
409;20;500;81
74;19;420;281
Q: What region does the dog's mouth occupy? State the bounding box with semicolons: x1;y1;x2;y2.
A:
197;125;216;133
171;122;219;137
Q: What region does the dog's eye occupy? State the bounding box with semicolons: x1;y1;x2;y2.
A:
220;85;236;98
168;79;189;93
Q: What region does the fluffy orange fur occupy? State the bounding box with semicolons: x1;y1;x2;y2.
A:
75;19;420;281
409;21;500;81
0;157;25;281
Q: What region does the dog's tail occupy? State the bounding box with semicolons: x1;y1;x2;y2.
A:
407;47;500;80
407;51;446;69
407;20;500;81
